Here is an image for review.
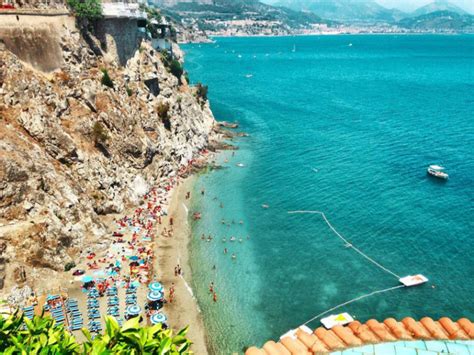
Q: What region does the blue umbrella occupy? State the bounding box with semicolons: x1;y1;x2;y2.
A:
126;305;141;315
148;282;163;292
129;256;140;261
150;313;167;324
82;276;94;283
147;291;163;302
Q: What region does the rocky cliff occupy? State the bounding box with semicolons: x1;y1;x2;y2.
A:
0;25;218;294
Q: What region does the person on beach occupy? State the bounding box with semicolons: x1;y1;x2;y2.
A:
174;266;178;277
169;217;174;226
177;265;182;275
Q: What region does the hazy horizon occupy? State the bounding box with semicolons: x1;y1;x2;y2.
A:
261;0;474;14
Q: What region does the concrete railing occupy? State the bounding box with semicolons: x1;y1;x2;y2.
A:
102;3;146;19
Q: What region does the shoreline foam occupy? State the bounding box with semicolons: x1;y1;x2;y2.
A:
154;176;209;354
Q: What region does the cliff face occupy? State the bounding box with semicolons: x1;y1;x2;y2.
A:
0;25;217;293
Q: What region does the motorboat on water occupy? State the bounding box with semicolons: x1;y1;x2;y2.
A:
427;165;449;180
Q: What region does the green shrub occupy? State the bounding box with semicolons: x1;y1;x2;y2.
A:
0;313;192;354
195;83;208;103
100;68;114;89
67;0;103;22
64;262;76;272
92;122;109;144
126;85;133;97
169;60;184;79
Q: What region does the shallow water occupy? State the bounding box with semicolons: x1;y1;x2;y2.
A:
183;35;474;354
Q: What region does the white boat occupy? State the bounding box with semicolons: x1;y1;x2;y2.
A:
321;313;354;329
427;165;449;180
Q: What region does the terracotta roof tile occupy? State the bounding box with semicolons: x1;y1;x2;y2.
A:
384;318;413;340
245;317;474;355
366;319;397;341
458;318;474;338
420;317;449;339
402;317;432;339
280;336;311;354
245;347;268;355
348;321;380;343
439;317;469;340
263;340;291;355
314;328;346;350
295;328;329;353
331;325;363;347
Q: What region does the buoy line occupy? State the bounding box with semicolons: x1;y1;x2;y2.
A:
302;285;405;326
288;210;401;279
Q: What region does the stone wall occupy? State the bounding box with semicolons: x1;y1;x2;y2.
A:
95;18;145;66
0;14;75;72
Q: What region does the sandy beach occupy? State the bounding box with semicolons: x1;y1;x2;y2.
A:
154;177;209;354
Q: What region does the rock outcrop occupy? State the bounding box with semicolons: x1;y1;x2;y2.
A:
0;25;218;295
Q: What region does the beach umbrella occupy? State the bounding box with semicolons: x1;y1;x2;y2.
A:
82;276;93;283
150;313;167;324
147;291;163;302
148;282;163;292
126;305;141;315
129;256;139;261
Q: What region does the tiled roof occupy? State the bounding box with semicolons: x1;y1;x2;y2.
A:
245;317;474;354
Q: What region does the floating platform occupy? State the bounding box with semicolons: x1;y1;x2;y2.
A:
321;312;354;329
399;274;429;287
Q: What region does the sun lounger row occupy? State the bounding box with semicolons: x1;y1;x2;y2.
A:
66;298;83;332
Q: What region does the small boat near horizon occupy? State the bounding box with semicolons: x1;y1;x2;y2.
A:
427;165;449;180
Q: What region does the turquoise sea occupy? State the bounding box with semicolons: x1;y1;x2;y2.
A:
182;35;474;354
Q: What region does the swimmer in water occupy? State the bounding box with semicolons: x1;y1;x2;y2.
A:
224;248;228;254
231;253;236;260
201;234;205;240
230;236;236;242
221;219;225;224
239;238;243;243
239;220;244;224
220;202;224;208
222;237;227;243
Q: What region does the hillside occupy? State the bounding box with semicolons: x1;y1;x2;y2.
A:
0;20;220;293
398;10;474;32
158;0;327;36
411;0;467;17
273;0;407;23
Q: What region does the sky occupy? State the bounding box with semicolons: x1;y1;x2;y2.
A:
261;0;474;13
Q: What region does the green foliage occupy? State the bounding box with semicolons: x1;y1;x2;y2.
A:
64;261;76;272
67;0;103;22
195;83;208;103
83;316;192;354
0;313;192;354
0;311;80;354
126;85;133;97
92;122;109;144
160;51;183;80
100;69;114;89
169;60;184;80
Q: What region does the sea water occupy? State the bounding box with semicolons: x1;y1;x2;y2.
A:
182;35;474;354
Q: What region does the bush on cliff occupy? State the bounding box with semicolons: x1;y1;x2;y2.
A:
100;69;114;89
195;83;208;103
92;122;109;144
67;0;103;22
160;51;184;80
0;313;192;354
157;102;171;131
169;60;184;80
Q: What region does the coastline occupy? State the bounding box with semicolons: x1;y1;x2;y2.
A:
154;176;209;354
